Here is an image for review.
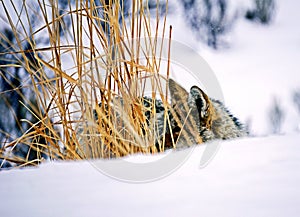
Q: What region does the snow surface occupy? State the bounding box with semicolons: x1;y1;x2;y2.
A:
1;134;300;217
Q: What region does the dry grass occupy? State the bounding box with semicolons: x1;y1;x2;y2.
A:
0;0;198;168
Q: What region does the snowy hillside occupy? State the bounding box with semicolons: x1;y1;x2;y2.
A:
199;0;300;135
1;134;300;217
166;0;300;135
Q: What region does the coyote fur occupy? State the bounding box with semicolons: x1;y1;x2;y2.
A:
79;79;247;157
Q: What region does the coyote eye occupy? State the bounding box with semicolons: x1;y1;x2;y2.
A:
203;105;209;117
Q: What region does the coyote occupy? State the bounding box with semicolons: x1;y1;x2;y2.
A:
139;79;248;150
79;79;247;157
161;79;248;148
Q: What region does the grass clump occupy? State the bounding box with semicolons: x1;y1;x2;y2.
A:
0;0;186;168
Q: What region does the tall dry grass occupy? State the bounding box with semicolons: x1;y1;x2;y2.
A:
0;0;186;168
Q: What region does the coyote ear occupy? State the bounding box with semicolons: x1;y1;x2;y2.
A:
189;86;210;119
168;78;189;105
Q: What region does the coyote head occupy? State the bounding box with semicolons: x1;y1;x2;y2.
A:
168;79;247;146
168;79;215;147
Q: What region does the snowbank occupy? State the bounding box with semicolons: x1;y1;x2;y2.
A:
1;134;300;217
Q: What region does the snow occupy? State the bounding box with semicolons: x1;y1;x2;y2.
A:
1;134;300;217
